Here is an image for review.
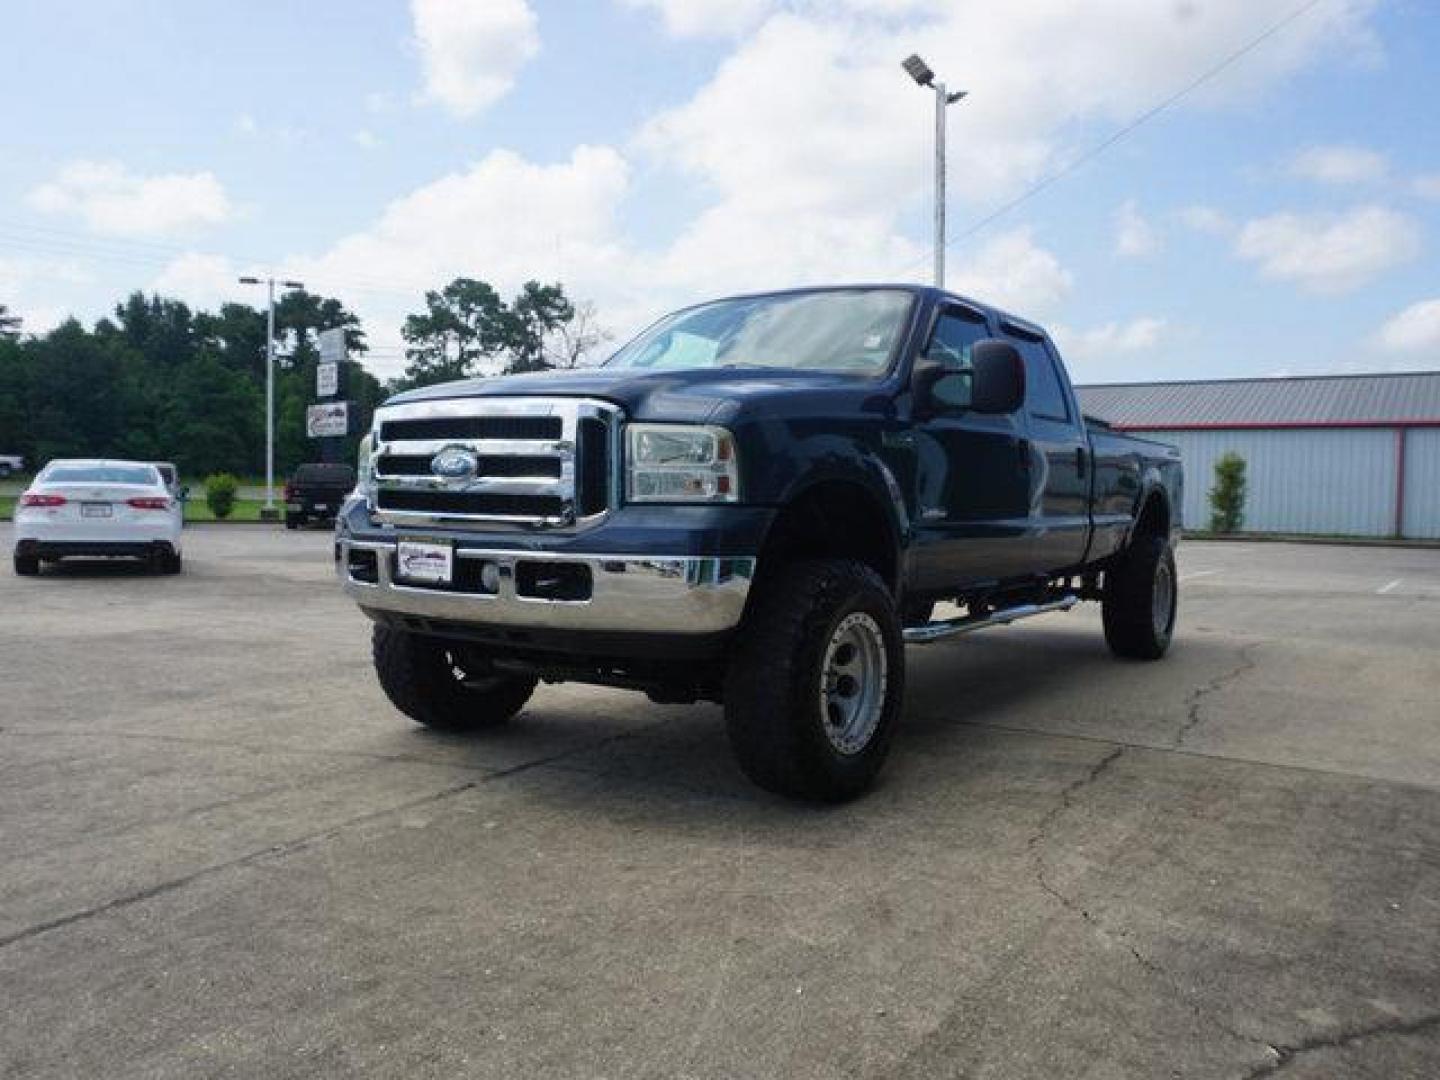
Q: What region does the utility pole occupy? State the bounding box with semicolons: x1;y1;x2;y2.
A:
239;275;304;516
903;55;966;288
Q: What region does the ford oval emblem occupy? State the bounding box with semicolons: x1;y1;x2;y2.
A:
431;445;479;482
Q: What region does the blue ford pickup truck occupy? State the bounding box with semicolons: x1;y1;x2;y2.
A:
336;285;1182;800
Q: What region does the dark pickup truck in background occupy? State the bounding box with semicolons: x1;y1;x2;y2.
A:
336;285;1182;800
285;463;356;529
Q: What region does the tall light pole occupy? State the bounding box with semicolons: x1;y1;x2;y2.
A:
238;275;304;516
903;54;966;288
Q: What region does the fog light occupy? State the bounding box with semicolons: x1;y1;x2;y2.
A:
479;561;501;593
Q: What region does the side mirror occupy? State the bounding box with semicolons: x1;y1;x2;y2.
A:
179;485;191;501
911;361;972;420
969;339;1026;414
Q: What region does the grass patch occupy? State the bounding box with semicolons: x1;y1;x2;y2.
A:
183;498;269;522
0;496;13;521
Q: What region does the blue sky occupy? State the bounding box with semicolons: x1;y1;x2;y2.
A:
2;0;1438;383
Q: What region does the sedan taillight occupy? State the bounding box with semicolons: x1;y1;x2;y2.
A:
20;493;67;508
127;497;171;511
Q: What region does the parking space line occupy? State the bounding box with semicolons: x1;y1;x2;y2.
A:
1377;579;1402;595
1179;569;1219;583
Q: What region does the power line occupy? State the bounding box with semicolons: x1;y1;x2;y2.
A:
891;0;1330;278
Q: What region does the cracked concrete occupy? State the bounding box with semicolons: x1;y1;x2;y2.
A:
3;529;1439;1078
1176;641;1260;746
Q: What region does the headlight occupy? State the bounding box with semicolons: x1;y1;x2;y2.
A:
355;432;376;501
625;424;739;503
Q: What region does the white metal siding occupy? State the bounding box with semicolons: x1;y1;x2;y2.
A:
1143;428;1399;537
1402;428;1440;540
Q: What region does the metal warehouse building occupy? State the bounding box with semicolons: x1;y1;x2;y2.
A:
1076;372;1440;540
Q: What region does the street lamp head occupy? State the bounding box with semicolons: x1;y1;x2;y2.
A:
238;276;260;285
902;54;934;87
282;280;305;290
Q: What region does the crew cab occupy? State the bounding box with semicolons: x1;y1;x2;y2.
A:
336;285;1182;800
284;463;356;528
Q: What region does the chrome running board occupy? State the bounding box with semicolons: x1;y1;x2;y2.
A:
903;595;1079;644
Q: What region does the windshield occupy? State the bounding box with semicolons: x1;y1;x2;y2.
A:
606;289;914;376
42;465;158;486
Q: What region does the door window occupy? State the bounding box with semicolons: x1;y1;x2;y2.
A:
1008;333;1070;422
923;308;989;410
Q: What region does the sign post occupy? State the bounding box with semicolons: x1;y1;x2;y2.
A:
313;328;350;462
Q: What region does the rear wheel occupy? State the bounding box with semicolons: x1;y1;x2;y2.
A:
724;559;904;801
1102;534;1177;660
372;625;537;732
13;553;39;576
284;515;300;530
161;550;183;574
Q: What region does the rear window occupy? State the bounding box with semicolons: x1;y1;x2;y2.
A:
42;464;158;485
293;464;356;485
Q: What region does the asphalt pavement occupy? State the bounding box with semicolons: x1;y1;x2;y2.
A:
2;528;1438;1078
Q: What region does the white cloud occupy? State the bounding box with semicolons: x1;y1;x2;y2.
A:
1178;204;1234;236
622;0;772;38
1055;317;1167;362
1375;298;1440;353
1115;200;1160;257
411;0;539;117
150;252;238;313
948;229;1072;314
27;161;233;238
1412;173;1440;200
1234;205;1420;293
637;0;1379;274
1288;144;1388;184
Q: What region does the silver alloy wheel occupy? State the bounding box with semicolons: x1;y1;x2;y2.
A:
1153;557;1175;637
819;612;888;755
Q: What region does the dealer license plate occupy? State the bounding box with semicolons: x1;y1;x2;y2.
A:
396;539;453;584
81;502;112;518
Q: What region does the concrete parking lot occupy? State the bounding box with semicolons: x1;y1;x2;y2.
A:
2;528;1438;1079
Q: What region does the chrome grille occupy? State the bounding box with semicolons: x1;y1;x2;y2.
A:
369;397;619;528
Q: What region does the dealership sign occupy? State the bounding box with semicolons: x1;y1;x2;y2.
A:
306;401;349;438
316;361;338;398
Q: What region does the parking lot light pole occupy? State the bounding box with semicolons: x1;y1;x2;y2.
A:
238;275;305;515
902;54;966;288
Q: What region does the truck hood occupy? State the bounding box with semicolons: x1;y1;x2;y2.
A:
385;366;894;425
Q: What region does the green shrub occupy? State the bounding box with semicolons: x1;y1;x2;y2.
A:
204;473;239;519
1208;452;1247;533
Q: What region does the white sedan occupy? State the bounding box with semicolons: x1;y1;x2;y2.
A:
12;459;184;576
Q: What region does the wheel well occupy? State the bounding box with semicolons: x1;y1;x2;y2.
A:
758;481;899;593
1134;491;1170;539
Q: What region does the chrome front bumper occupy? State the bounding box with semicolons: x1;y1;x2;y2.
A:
337;538;755;636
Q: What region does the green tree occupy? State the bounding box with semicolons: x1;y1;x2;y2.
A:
1208;452;1247;533
397;277;599;389
0;303;21;340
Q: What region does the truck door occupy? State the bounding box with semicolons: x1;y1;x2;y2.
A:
1002;323;1091;574
909;304;1036;589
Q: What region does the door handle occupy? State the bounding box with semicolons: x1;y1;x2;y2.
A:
1076;446;1087;478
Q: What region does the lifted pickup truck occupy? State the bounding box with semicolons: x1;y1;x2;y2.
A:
337;285;1182;800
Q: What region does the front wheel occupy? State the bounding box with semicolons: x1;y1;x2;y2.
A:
1102;534;1177;660
371;625;537;732
724;559;905;801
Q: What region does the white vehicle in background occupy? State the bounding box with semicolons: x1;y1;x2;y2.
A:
0;453;23;479
12;459;183;576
